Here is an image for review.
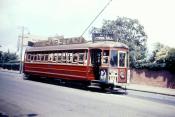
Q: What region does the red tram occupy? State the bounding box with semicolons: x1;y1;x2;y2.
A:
23;37;130;89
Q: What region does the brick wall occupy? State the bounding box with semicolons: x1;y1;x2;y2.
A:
130;69;175;89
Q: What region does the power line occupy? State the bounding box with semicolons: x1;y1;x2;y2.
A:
80;0;112;37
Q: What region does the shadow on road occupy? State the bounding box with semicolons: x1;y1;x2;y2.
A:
0;112;38;117
28;77;127;95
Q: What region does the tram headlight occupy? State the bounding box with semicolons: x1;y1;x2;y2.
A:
120;71;125;79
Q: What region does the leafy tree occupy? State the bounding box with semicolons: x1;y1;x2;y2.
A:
165;48;175;73
150;43;170;63
90;17;147;67
0;51;18;63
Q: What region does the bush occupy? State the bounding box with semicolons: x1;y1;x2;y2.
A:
0;61;20;71
165;48;175;73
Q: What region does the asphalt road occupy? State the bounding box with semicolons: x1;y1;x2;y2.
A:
0;70;175;117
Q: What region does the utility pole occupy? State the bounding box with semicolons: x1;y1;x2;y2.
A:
19;26;24;74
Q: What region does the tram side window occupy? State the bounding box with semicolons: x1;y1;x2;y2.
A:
103;50;109;64
27;54;31;61
45;54;49;61
79;53;84;64
41;55;44;61
72;53;78;64
57;53;62;63
31;55;34;62
119;52;126;67
62;53;66;63
37;54;41;61
84;51;88;65
34;55;37;61
110;50;118;67
53;53;57;62
67;53;73;63
48;53;53;62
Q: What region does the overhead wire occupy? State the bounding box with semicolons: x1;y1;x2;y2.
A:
80;0;112;37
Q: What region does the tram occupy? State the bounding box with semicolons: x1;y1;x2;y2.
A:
23;36;130;89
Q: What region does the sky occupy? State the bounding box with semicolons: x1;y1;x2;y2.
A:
0;0;175;53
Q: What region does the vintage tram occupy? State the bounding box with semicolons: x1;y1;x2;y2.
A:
23;37;130;89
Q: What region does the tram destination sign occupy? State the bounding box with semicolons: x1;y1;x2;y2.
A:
92;32;114;42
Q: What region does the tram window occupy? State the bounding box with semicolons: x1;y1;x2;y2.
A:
31;55;34;61
73;53;78;63
126;52;129;67
53;53;57;62
103;57;108;64
62;53;66;63
103;50;109;56
84;51;88;65
34;55;37;61
48;54;53;62
45;54;49;61
37;54;41;61
119;52;126;67
79;53;84;64
85;51;87;60
110;50;118;67
41;55;44;61
103;50;109;64
27;54;31;61
57;53;62;63
67;53;73;63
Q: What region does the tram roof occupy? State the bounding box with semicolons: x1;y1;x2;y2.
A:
25;41;128;52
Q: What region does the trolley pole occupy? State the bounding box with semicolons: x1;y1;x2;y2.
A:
19;26;24;74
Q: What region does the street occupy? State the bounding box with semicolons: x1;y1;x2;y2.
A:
0;70;175;117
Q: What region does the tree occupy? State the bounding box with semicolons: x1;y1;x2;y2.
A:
165;48;175;73
0;51;18;63
150;43;170;63
90;17;147;67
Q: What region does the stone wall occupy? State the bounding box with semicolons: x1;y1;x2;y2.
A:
130;69;175;88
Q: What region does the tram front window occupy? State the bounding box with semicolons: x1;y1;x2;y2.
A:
110;50;118;67
119;52;126;67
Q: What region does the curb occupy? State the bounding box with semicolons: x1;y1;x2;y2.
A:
126;88;175;97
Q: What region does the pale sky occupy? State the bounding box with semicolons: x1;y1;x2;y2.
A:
0;0;175;53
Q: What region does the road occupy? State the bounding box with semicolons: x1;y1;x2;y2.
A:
0;70;175;117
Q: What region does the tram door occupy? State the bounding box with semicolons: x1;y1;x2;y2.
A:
90;49;102;80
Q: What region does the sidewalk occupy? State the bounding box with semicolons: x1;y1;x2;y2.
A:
0;68;19;74
126;83;175;96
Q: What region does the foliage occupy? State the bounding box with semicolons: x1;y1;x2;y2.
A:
0;50;19;70
149;43;170;63
90;17;147;67
137;42;175;73
0;50;18;63
165;48;175;73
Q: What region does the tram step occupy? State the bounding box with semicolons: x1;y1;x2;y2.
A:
90;82;100;86
91;80;101;83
